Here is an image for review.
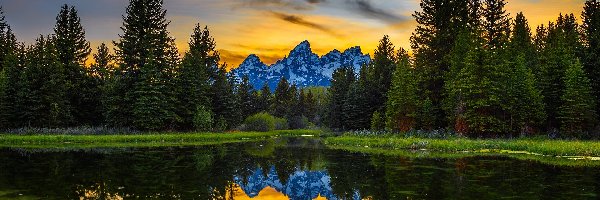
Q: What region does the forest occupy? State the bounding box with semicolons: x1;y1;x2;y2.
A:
1;0;600;139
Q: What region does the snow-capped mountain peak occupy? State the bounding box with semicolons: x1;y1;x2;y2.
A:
231;40;371;90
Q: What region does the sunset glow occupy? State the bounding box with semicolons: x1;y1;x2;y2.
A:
2;0;586;68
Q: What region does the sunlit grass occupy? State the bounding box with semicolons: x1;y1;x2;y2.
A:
325;135;600;156
0;130;322;148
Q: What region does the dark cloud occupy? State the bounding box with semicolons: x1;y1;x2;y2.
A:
235;0;314;10
345;0;408;24
270;11;342;37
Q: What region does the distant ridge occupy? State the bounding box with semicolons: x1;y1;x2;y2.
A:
231;40;371;89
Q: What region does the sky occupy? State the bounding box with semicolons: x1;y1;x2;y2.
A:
0;0;587;68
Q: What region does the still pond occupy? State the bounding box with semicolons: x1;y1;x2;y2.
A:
0;137;599;199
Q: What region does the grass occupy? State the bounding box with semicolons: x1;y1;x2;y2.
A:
325;135;600;156
0;129;322;148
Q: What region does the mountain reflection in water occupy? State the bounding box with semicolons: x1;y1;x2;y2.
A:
232;166;360;200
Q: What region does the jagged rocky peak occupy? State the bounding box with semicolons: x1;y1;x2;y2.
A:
231;40;372;90
240;54;265;67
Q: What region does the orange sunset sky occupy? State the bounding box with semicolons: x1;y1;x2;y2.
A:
1;0;587;68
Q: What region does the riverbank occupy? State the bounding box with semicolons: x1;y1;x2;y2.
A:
324;135;600;156
0;130;321;148
324;135;600;166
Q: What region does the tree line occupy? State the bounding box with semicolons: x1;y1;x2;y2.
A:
2;0;600;138
327;0;600;138
0;0;322;132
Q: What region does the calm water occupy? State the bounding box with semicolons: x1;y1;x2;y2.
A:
1;137;599;200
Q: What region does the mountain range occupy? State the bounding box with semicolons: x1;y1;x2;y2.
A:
231;40;371;90
234;165;362;200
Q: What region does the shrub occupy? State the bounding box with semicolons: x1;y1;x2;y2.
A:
287;115;309;129
193;106;213;131
242;112;288;132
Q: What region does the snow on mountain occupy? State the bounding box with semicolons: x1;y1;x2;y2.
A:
234;165;363;200
230;40;371;90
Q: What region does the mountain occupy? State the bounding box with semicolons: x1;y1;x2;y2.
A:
234;165;363;200
231;40;371;90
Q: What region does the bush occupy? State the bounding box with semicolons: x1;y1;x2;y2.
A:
288;115;310;129
193;106;213;131
242;112;288;132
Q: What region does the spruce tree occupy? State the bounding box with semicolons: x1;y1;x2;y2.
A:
386;49;419;132
211;65;239;130
54;5;93;125
0;7;17;72
109;0;180;129
411;0;481;129
272;78;291;118
559;60;597;137
327;67;355;130
482;0;510;50
90;43;113;81
257;83;272;113
343;82;370;130
132;53;171;130
87;43;114;125
582;0;600;115
509;12;537;71
505;55;546;135
238;75;256;121
20;36;71;128
368;35;396;114
176;24;215;129
0;45;23;129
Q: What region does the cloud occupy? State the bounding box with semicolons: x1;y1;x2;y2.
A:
344;0;408;25
234;0;314;10
269;11;342;37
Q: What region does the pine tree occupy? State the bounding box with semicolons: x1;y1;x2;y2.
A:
509;12;537;71
327;67;355;130
20;36;71;128
0;6;17;72
343;81;370;130
582;0;600;115
559;60;597;137
272;78;291;118
368;35;396;114
83;44;113;126
538;18;579;129
90;43;114;81
238;75;256;121
132;53;172;130
176;24;216;129
482;0;510;50
411;0;482;129
54;5;93;125
386;49;419;132
0;45;23;129
505;55;546;135
109;0;180;129
257;83;272;113
211;65;239;130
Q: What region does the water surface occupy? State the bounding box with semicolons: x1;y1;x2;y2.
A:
0;137;599;199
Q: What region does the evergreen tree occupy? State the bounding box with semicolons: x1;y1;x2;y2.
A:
304;90;317;122
368;35;396;114
327;67;355;130
176;24;215;129
83;44;113;125
482;0;510;50
54;5;93;125
272;78;291;118
559;60;597;136
509;12;538;71
582;0;600;115
238;75;256;121
211;65;239;130
132;53;173;130
343;81;370;130
0;45;23;129
90;43;114;81
257;83;272;113
538;18;579;129
20;36;71;128
108;0;180;129
0;7;17;72
505;55;546;135
411;0;481;128
386;49;419;132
